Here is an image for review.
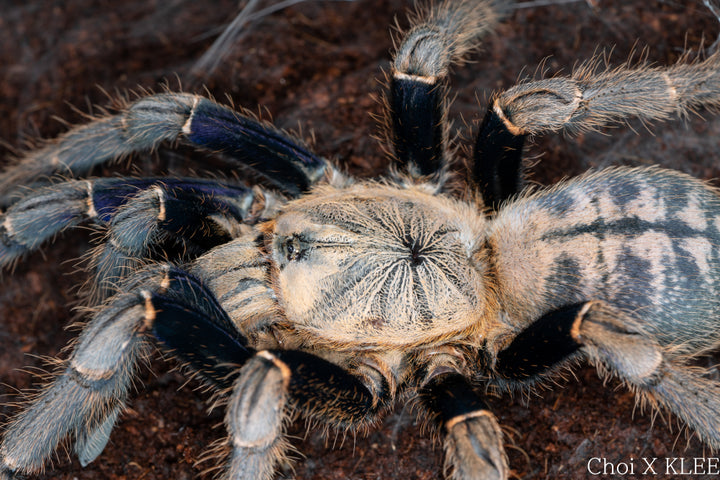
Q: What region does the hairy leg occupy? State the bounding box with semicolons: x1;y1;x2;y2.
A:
474;22;720;208
388;0;506;179
0;251;388;479
221;349;385;480
0;263;242;476
474;50;720;207
420;373;508;480
577;301;720;449
0;93;331;205
87;181;282;302
491;52;720;138
490;301;720;448
0;177;272;270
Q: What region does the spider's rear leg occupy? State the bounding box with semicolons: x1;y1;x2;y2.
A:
420;373;508;480
474;48;720;207
490;51;720;139
491;301;720;449
0;93;332;206
472;105;526;210
389;0;505;180
577;301;720;449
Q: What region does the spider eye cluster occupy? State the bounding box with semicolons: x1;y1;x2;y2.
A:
281;235;305;262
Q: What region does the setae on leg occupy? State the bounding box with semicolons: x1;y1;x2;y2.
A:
389;0;506;179
490;301;720;449
222;348;386;480
0;263;247;477
0;93;331;205
0;177;268;270
420;373;508;480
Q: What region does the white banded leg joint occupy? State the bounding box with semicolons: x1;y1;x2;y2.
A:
223;351;292;480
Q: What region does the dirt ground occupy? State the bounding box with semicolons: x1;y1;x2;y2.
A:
1;0;720;479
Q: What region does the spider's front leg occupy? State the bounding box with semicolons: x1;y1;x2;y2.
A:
0;90;335;295
0;263;241;476
0;250;387;480
85;179;283;303
0;92;330;206
0;177;265;267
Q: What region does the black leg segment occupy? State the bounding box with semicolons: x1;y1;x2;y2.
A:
273;349;381;426
493;302;586;381
389;75;447;176
422;373;490;424
185;98;327;196
148;267;253;389
149;267;384;426
88;178;266;302
90;177;255;223
389;0;508;180
473;105;526;209
420;373;508;480
223;348;386;480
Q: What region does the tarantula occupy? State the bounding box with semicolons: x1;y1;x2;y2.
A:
2;0;720;479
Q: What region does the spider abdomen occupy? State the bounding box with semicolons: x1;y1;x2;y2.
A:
490;166;720;353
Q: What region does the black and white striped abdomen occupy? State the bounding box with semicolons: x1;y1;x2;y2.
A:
491;166;720;352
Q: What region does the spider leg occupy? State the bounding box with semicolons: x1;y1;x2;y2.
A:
474;50;720;206
420;373;508;480
491;301;720;449
222;349;382;480
0;93;330;206
576;301;720;449
1;246;386;478
0;263;248;477
389;0;505;179
491;303;585;383
472;106;525;210
87;180;281;303
143;244;387;479
492;51;720;137
0;177;277;277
